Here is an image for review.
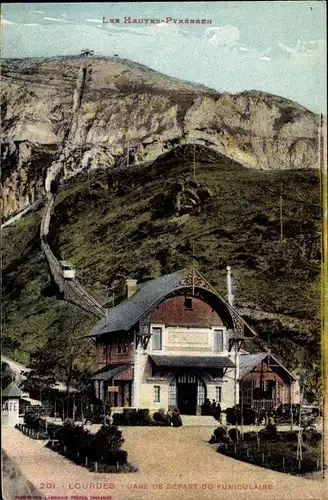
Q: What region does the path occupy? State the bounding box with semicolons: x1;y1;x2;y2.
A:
2;426;326;500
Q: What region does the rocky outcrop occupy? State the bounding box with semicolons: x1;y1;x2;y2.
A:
0;140;55;218
1;57;321;218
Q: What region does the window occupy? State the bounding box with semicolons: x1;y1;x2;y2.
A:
214;329;224;352
263;380;269;392
184;297;193;309
152;327;162;350
215;386;222;403
168;379;177;408
153;386;160;403
117;338;127;354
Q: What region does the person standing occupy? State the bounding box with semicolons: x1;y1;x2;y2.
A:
215;402;222;423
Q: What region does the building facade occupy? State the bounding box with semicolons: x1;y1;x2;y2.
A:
88;268;256;414
239;353;300;410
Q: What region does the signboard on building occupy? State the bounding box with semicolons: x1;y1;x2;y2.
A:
108;386;119;392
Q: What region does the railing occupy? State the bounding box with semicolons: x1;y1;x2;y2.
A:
40;194;106;319
251;400;280;410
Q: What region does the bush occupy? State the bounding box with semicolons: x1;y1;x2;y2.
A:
226;406;241;425
303;429;322;444
284;431;298;442
88;425;127;464
171;409;182;427
112;413;124;426
136;409;153;426
243;431;258;443
122;408;136;425
24;413;47;432
228;428;241;442
53;422;128;467
153;410;171;426
243;407;256;425
259;423;280;442
209;427;229;444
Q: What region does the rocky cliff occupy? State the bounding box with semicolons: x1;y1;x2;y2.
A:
1;56;320;219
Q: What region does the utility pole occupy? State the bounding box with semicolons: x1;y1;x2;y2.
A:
127;140;130;167
193;145;196;181
279;196;283;241
192;240;195;295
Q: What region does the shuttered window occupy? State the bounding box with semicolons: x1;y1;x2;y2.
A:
215;386;222;402
153;386;160;403
152;327;162;350
214;329;224;352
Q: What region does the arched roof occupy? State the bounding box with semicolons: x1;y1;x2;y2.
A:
87;267;257;338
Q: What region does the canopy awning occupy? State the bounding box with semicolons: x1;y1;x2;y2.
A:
91;364;130;381
149;355;235;369
50;382;80;393
21;396;42;406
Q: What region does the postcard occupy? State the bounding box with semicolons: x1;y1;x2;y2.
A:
1;2;327;500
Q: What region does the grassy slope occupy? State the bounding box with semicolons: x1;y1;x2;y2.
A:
1;207;96;374
2;145;321;383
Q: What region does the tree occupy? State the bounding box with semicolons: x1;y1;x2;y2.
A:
1;362;15;389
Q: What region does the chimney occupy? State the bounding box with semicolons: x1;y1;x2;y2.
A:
226;265;234;306
126;278;138;299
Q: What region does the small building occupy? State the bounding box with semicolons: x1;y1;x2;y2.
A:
2;382;22;427
87;268;257;415
239;352;300;410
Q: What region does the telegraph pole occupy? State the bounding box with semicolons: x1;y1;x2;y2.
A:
192;240;195;295
127;140;130;167
193;145;196;181
279;196;283;241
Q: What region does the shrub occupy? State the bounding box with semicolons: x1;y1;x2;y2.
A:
243;431;258;443
24;413;47;431
136;409;153;426
122;408;136;425
259;423;280;442
112;413;124;426
47;423;61;439
243;407;256;425
228;428;241;442
303;430;322;444
153;410;171;426
226;406;241;425
212;427;228;443
53;422;128;467
88;425;127;465
171;409;182;427
284;431;298;442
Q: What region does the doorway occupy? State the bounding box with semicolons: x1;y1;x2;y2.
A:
169;373;206;415
177;382;197;414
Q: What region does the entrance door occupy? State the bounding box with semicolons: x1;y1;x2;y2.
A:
177;383;197;415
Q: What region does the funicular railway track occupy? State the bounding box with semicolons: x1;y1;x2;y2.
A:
40;193;106;320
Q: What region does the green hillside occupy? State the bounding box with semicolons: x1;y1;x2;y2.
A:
2;145;321;397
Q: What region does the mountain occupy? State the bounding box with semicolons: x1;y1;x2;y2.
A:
1;57;322;399
1;56;320;219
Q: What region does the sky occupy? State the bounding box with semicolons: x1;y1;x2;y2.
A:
1;1;326;113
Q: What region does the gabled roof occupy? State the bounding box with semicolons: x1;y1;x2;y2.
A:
1;355;31;375
2;382;22;398
88;270;185;337
239;352;297;380
87;267;257;338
